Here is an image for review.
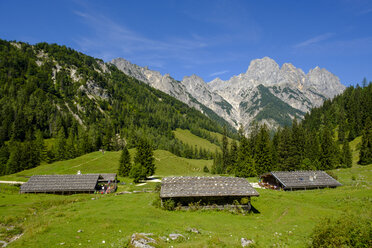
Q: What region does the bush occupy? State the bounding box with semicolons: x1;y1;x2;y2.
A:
129;163;147;183
325;170;338;180
309;214;371;248
162;199;175;211
154;182;161;192
203;165;210;173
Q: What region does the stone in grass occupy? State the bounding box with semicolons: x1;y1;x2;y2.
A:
130;233;156;248
187;228;200;234
241;238;254;247
169;233;185;241
77;229;83;233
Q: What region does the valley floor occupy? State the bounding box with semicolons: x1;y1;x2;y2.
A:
0;150;371;247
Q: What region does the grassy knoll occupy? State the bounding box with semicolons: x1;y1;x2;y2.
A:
0;150;211;182
173;128;221;152
0;164;370;247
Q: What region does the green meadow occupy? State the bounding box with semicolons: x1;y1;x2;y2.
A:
0;136;371;247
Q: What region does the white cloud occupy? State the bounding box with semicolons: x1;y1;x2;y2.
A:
294;33;334;48
209;70;229;77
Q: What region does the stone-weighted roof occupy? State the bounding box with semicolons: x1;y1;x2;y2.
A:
160;176;259;198
20;174;100;193
266;171;342;190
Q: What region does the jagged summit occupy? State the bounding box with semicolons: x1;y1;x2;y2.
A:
111;57;345;130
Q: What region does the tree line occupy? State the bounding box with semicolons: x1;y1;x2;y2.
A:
213;81;372;176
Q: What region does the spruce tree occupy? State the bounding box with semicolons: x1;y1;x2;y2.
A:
221;126;229;173
54;128;66;160
341;138;353;168
254;124;272;175
118;146;131;176
134;138;155;177
0;144;10;175
320;126;339;170
359;117;372;165
235;129;256;177
227;140;238;173
277;126;292;171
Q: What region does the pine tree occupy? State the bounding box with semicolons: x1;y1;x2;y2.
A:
320;126;339;170
118;146;131;176
277;126;292;171
134;138;155;177
227;140;238;173
359;117;372;165
341;138;352;168
54;128;66;160
0;144;10;175
254;124;272;175
221;126;229;173
235;128;256;177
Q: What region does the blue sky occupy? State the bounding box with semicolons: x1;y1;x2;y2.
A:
1;0;371;86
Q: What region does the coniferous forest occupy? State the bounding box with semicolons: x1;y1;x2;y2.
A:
0;39;234;176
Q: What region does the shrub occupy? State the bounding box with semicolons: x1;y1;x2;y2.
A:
325;170;338;180
203;165;210;173
162;199;175;211
154;182;161;192
309;214;371;248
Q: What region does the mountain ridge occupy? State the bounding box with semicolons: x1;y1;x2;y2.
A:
111;56;345;130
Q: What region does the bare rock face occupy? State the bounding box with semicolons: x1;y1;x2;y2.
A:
111;57;345;131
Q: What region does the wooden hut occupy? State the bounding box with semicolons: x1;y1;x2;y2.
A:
20;173;118;194
160;176;259;210
260;171;342;191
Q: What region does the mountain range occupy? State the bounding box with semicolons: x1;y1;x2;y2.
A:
112;57;345;130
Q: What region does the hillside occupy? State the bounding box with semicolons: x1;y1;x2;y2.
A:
0;149;212;182
0;39;230;176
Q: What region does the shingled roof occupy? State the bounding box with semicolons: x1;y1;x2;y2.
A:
20;174;100;193
160;176;259;198
262;171;342;190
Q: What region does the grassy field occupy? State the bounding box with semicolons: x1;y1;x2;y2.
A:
173;128;221;153
0;137;371;247
0;149;211;182
0;164;371;247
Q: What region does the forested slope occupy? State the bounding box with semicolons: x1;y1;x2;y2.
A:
0;39;229;175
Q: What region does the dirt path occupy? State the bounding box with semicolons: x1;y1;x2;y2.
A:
0;180;25;184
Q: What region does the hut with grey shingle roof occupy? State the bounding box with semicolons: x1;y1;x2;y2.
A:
160;176;259;210
20;173;117;194
260;171;342;191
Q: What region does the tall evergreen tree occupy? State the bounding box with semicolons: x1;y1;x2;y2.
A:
221;126;229;173
235;128;256;177
133;138;155;177
227;140;238;173
254;124;272;175
340;138;352;168
359;117;372;165
118;146;131;176
54;128;66;160
277;126;292;170
320;126;339;170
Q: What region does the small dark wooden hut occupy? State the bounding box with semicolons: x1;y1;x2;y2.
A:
260;171;342;191
160;176;259;210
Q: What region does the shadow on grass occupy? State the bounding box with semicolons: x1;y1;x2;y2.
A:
251;205;260;214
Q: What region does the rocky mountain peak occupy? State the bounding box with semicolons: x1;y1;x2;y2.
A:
245;57;280;85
